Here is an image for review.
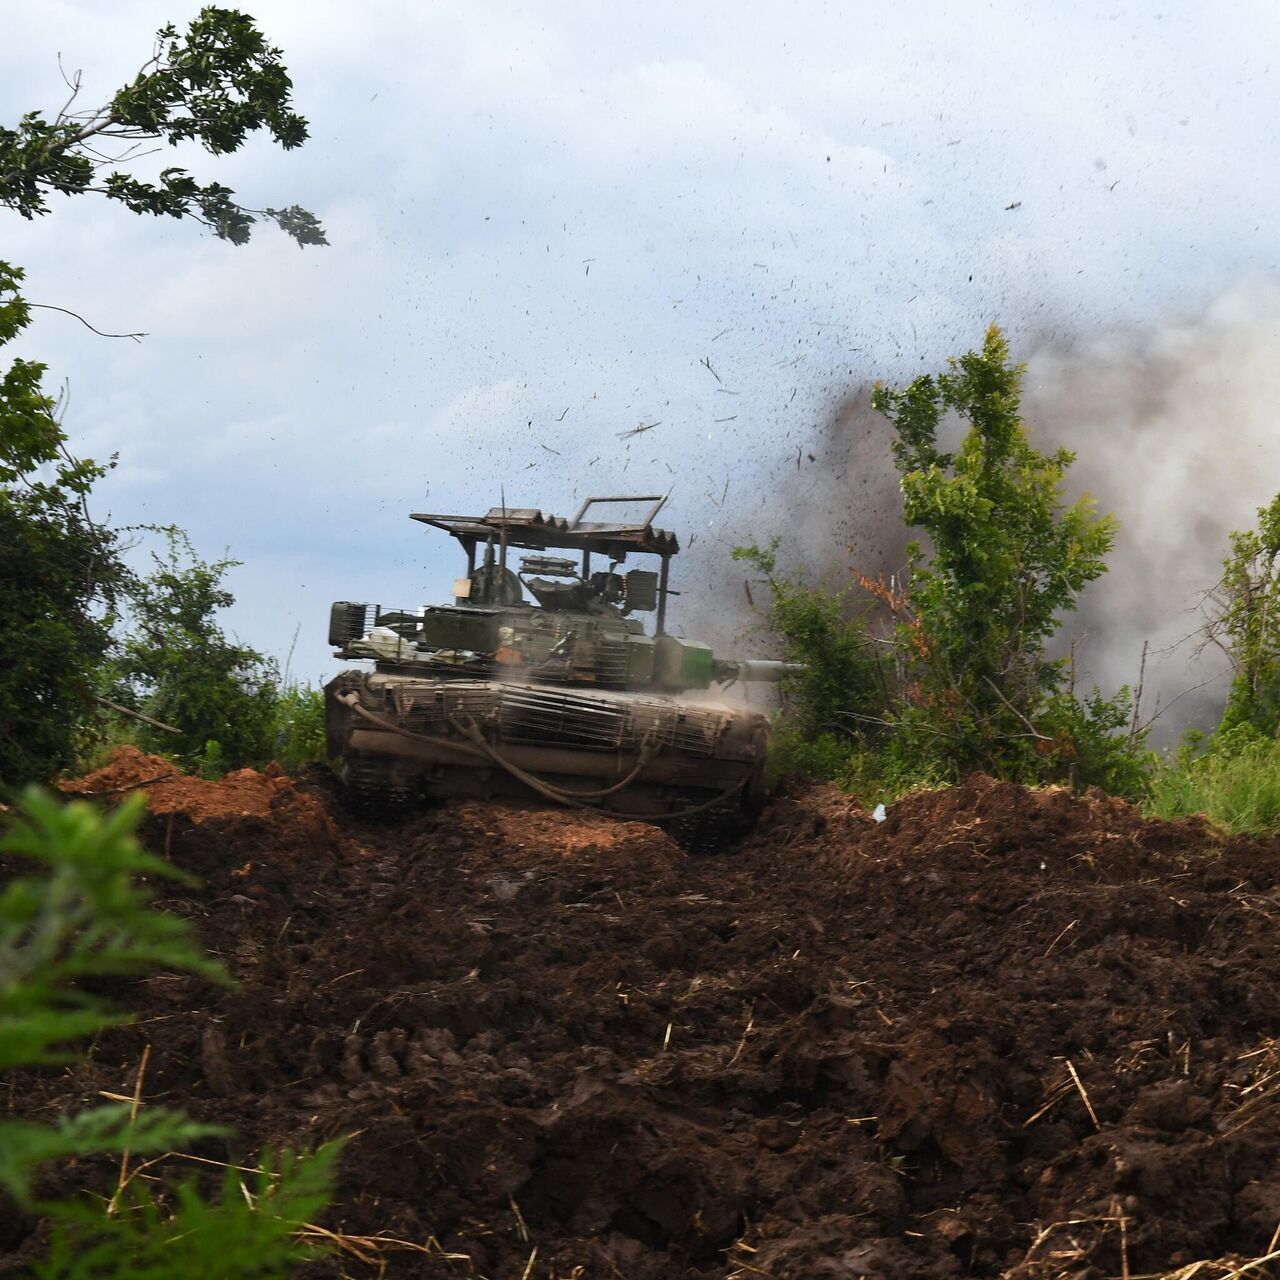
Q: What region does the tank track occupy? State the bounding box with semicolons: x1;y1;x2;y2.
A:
343;756;417;819
662;799;744;855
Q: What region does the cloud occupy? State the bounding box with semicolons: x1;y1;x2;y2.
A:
4;1;1280;692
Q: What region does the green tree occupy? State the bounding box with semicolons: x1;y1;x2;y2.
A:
0;8;324;787
1210;494;1280;736
871;325;1132;784
0;7;325;247
109;529;279;773
0;264;127;788
742;328;1148;797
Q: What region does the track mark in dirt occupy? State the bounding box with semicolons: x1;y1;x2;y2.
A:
5;752;1280;1278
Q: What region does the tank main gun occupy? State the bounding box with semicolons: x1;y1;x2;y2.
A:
711;658;805;686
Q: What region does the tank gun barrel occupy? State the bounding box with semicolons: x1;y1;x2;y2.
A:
712;658;805;685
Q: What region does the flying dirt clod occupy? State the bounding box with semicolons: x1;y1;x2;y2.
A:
323;495;800;848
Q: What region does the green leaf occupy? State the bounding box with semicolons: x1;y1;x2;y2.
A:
0;1105;223;1205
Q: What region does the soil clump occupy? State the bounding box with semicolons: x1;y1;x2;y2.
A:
8;758;1280;1277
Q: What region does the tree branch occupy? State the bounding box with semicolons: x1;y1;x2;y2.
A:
27;303;146;341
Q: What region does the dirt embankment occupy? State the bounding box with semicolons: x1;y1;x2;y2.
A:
6;747;1280;1277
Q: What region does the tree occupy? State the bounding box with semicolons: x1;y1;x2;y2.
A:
0;264;127;788
1205;493;1280;736
871;325;1133;784
742;327;1146;796
108;529;279;773
0;7;325;247
0;8;325;787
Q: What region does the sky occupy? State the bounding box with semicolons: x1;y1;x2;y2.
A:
5;0;1280;725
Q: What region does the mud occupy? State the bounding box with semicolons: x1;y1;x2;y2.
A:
8;751;1280;1277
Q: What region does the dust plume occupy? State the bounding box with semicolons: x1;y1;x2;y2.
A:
1024;281;1280;738
694;282;1280;742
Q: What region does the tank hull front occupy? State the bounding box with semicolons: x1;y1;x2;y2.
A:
324;669;769;834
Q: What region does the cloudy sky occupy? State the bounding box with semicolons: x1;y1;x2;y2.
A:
5;1;1280;718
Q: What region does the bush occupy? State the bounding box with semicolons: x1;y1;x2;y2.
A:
0;265;128;790
267;683;328;774
105;529;280;772
733;539;893;744
871;325;1138;786
1204;493;1280;738
739;327;1150;797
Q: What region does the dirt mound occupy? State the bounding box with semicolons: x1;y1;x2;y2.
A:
9;768;1280;1277
63;744;306;821
58;745;341;891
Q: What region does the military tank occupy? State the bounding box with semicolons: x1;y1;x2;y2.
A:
324;496;798;847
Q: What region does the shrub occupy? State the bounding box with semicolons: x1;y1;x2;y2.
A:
733;539;893;744
739;327;1150;797
105;529;280;772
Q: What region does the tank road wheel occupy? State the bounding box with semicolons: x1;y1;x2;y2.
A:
342;755;417;819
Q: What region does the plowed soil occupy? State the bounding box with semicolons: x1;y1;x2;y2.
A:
7;746;1280;1278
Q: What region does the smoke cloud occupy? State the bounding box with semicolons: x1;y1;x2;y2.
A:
1025;281;1280;738
690;282;1280;744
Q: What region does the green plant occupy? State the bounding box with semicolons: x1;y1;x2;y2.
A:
0;264;128;789
0;7;324;247
1205;494;1280;737
0;787;339;1274
269;683;328;773
871;325;1142;790
733;538;893;744
1148;724;1280;834
740;328;1149;797
870;325;1131;773
106;528;280;771
0;9;324;788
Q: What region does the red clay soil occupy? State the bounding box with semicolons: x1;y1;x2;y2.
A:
8;750;1280;1278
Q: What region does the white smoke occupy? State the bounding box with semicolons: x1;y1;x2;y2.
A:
693;281;1280;744
1025;281;1280;739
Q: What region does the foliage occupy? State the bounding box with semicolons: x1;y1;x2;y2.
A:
0;7;324;247
0;264;127;790
741;327;1149;797
0;9;325;788
1147;724;1280;835
106;528;279;772
34;1146;340;1280
0;789;220;1077
765;724;950;803
870;324;1140;789
733;539;892;742
0;787;338;1273
267;683;328;773
90;674;328;781
0;788;219;1202
1207;494;1280;737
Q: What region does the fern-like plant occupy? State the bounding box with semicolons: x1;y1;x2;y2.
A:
0;788;339;1276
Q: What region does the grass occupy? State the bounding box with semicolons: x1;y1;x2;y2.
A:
766;724;949;805
77;682;328;781
1147;727;1280;835
774;712;1280;839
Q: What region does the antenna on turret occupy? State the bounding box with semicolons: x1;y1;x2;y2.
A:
498;484;509;580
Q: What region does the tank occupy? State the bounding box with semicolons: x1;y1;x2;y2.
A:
323;496;799;848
